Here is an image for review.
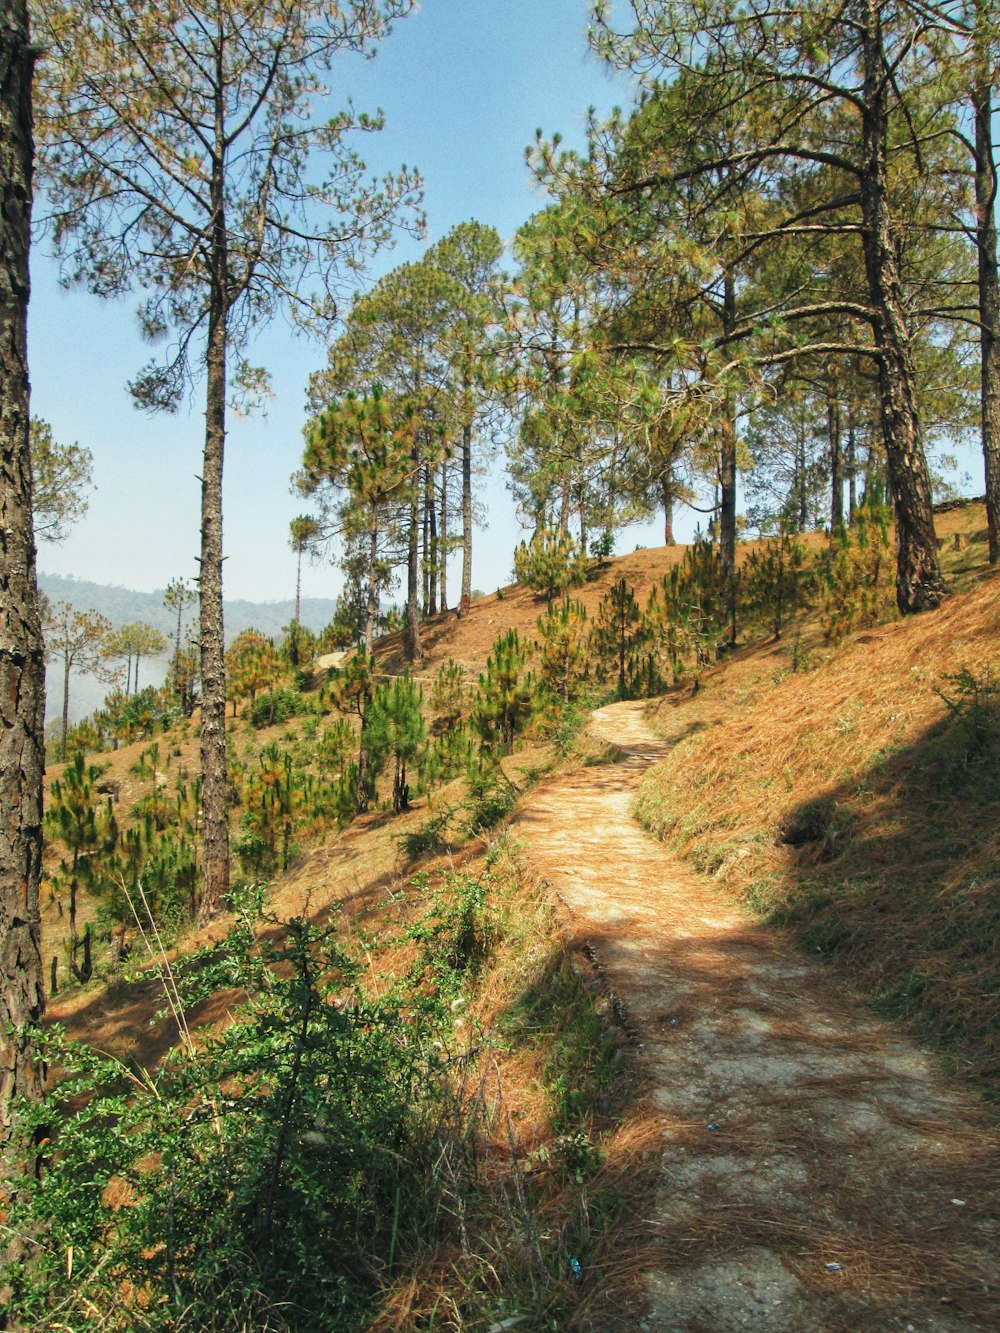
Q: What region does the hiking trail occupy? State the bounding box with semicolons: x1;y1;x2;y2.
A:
514;700;999;1333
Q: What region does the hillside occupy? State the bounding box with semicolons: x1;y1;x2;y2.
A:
29;500;1000;1331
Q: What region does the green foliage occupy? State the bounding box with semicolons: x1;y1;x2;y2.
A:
820;497;894;642
463;764;519;833
366;671;427;814
429;657;468;733
589;578;650;700
535;596;589;702
3;904;450;1332
315;717;356;776
29;416;93;543
404;871;498;996
743;525;810;640
248;684;306;729
471;628;534;755
280;619;318;669
226;629;281;710
513;527;589;602
419;724;475;787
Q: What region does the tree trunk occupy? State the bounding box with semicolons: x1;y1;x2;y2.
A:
719;267;738;645
439;454;448;611
404;443;422;662
973;4;1000;563
859;0;944;613
662;473;674;545
294;547;302;624
461;413;473;615
427;460;438;616
197;181;231;923
827;366;843;530
0;0;46;1150
364;508;378;656
421;463;430;615
847;413;857;521
61;650;70;760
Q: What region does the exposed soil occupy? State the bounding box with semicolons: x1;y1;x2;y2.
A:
515;701;1000;1333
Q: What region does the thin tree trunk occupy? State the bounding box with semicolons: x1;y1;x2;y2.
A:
421;462;430;615
0;0;46;1148
662;473;674;545
294;547;302;624
720;267;738;645
827;366;843;529
859;0;944;613
404;443;422;662
973;3;1000;563
427;459;438;616
439;454;448;611
847;412;857;521
197;169;231;923
460;417;473;614
364;508;378;655
61;651;70;760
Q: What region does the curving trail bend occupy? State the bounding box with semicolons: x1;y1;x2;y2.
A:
514;701;999;1333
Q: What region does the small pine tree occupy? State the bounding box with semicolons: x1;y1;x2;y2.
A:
328;652;376;813
743;524;809;640
367;672;427;814
513;528;589;603
820;496;894;642
535;597;589;702
590;578;649;699
429;658;468;736
471;629;534;755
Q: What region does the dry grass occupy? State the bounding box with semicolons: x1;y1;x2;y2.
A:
636;502;1000;1094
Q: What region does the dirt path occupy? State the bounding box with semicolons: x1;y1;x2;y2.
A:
514;701;1000;1333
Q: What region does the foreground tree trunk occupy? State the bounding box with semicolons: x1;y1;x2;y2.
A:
0;0;46;1147
197;209;230;923
719;267;738;645
859;0;945;613
973;3;1000;563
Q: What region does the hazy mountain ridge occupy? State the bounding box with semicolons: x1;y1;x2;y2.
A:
39;572;338;724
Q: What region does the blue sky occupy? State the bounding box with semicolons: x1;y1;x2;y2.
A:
29;0;650;607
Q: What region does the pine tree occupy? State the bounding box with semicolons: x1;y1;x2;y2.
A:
513;528;588;603
535;598;589;702
590;578;648;700
367;672;426;814
471;630;534;755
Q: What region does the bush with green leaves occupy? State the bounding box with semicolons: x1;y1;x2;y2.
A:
513;527;588;603
429;657;468;734
248;684;307;729
3;896;453;1332
470;628;534;755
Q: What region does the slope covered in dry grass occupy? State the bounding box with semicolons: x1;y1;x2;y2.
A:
635;517;1000;1095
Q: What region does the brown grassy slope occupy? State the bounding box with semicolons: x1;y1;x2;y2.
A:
634;507;1000;1093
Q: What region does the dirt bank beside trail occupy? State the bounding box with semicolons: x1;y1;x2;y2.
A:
515;701;1000;1333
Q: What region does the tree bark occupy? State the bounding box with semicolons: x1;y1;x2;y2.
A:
719;266;738;645
662;473;674;545
973;2;1000;563
427;458;438;616
460;416;473;614
364;507;377;655
859;0;945;613
60;649;69;760
404;441;421;662
439;454;448;611
197;159;230;923
0;0;46;1149
827;365;843;529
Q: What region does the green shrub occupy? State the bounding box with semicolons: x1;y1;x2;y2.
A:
249;686;306;729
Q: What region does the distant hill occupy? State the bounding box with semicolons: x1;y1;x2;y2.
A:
39;572;337;723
